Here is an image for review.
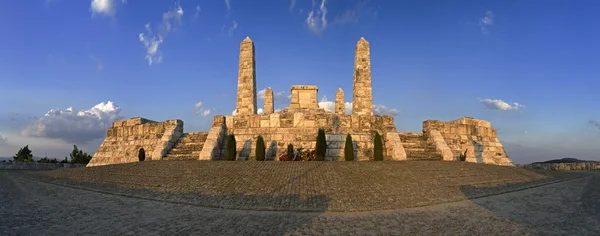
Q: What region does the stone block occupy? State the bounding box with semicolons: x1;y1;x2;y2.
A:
293;113;304;127
260;119;270;128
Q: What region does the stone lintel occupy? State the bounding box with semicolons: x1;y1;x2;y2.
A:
291;85;318;90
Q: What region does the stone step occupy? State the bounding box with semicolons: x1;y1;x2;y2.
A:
401;142;426;148
163;153;198;161
168;150;203;155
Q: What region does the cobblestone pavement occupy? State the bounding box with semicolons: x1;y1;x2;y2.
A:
33;161;583;212
1;170;599;235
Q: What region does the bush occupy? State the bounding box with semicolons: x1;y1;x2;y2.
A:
226;133;237;161
13;145;34;163
458;149;468;161
344;134;355;161
315;128;327;161
69;145;93;164
255;135;266;161
286;144;294;161
138;148;146;162
373;132;384;161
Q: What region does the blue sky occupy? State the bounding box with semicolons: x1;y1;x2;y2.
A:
0;0;599;163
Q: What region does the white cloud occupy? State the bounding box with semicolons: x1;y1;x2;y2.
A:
90;0;115;16
194;101;212;117
22;101;122;143
332;0;377;25
232;108;264;115
138;3;184;65
193;5;201;21
90;0;126;17
317;96;352;114
318;96;398;116
373;104;399;116
258;88;266;100
0;134;8;146
225;0;231;12
306;0;328;34
228;20;238;36
479;10;495;35
90;56;103;72
289;0;296;12
258;88;289;104
480;98;524;111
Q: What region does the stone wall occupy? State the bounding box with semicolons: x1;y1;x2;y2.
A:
88;117;183;167
0;162;86;170
422;117;513;166
222;109;398;161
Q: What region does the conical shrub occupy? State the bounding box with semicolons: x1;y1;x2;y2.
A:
226;133;237;161
255;135;266;161
287;144;294;161
344;134;354;161
315;128;327;161
373;132;384;161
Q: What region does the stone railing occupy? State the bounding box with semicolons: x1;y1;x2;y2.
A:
518;162;600;171
0;162;86;170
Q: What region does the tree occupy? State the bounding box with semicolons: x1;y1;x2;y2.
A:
226;133;237;161
315;128;327;161
13;145;34;163
286;144;294;161
138;148;146;162
255;135;266;161
373;132;384;161
69;145;93;164
38;154;59;163
60;157;69;164
344;134;355;161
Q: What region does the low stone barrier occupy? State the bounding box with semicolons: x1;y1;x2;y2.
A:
0;162;86;170
518;162;600;171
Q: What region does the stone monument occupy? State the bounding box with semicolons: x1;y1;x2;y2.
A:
88;37;513;167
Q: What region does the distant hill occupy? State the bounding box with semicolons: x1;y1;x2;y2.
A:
531;157;598;164
0;156;49;161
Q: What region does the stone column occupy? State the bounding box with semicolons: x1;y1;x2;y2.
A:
335;88;344;115
235;37;257;115
352;37;373;116
264;87;274;115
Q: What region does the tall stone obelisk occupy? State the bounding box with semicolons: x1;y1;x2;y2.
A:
264;87;274;115
335;88;345;115
235;37;257;115
352;37;373;116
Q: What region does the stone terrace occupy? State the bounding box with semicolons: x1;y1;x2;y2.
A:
38;161;583;212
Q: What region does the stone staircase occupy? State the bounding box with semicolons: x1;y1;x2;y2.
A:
163;132;208;160
398;132;443;161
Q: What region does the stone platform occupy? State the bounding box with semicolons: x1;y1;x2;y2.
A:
42;161;580;212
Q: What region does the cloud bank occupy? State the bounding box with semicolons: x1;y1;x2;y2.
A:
22;101;122;144
480;98;524;111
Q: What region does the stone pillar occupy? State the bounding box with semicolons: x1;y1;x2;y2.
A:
352;37;373;116
235;37;257;116
335;88;344;115
264;87;274;115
